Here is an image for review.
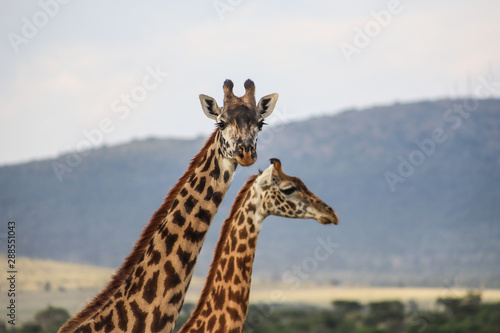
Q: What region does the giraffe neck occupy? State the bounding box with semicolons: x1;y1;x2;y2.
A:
74;130;238;333
60;132;222;333
179;176;265;333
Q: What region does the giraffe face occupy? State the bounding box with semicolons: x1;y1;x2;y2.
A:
214;105;263;166
200;79;278;166
258;159;338;225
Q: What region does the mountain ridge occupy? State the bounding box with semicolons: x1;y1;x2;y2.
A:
2;98;499;287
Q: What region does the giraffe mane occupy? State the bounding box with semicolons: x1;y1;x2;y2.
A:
186;174;258;323
59;129;219;333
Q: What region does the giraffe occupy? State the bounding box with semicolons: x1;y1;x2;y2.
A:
59;79;279;333
178;158;338;333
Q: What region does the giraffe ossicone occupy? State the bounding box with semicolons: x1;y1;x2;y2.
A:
179;158;338;333
59;80;278;333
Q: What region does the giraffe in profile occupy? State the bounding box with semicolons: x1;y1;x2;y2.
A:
178;158;338;333
59;79;278;333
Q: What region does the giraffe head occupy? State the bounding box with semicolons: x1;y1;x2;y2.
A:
199;79;278;166
257;158;338;225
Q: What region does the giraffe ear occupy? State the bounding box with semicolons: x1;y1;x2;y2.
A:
257;93;279;119
199;94;222;120
257;163;275;190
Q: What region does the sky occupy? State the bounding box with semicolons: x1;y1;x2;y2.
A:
1;0;499;166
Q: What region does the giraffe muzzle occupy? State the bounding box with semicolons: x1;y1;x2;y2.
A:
317;206;339;225
235;143;256;166
318;215;338;225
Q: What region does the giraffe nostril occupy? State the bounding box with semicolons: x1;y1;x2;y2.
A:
237;144;245;157
238;144;254;154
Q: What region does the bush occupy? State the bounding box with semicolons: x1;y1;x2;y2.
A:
437;291;482;318
332;300;363;316
34;306;70;333
364;300;404;326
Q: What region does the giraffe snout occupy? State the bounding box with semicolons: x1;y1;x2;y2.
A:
317;204;338;225
235;143;256;166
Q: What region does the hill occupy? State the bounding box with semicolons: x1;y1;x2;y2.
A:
1;98;499;287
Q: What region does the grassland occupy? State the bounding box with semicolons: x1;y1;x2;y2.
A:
0;255;115;292
246;283;500;308
4;256;500;325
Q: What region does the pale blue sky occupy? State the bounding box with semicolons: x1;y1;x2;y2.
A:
1;0;499;165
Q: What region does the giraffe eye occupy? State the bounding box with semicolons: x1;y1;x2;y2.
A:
280;186;296;195
216;121;227;130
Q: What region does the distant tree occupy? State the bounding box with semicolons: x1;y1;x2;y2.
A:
476;302;500;327
364;300;405;328
437;296;461;316
34;306;70;332
332;300;363;316
437;290;481;318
